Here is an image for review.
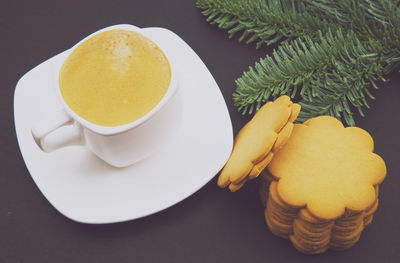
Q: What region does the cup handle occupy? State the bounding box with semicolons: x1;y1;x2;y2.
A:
31;109;84;152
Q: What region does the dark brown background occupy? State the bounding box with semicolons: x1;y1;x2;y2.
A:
1;0;399;262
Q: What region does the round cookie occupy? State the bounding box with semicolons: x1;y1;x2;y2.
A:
293;218;332;238
261;116;386;254
268;181;300;214
267;116;387;220
264;208;292;238
290;235;329;254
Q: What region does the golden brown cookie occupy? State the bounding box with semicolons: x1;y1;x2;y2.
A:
293;218;332;238
290;235;329;254
268;116;386;220
264;208;293;238
218;95;300;191
261;116;386;254
268;181;300;215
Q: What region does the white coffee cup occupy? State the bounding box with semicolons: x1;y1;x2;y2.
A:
31;24;179;167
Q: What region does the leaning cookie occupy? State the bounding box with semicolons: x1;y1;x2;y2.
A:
218;95;300;192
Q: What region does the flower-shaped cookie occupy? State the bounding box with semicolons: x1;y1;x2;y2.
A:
218;95;300;192
267;116;386;219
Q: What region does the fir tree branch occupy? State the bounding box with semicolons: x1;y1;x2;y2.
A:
197;0;400;125
297;54;383;125
233;29;384;125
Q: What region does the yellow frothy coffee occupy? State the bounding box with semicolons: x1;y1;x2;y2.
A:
59;29;171;126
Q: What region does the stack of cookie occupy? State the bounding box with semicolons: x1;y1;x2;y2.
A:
258;116;386;254
218;97;386;255
260;175;380;254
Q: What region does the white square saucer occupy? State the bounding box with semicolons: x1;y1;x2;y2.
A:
14;26;233;224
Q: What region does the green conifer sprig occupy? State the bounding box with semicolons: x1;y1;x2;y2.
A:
234;29;384;125
197;0;400;125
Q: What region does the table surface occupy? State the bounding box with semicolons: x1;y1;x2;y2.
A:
2;1;399;262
